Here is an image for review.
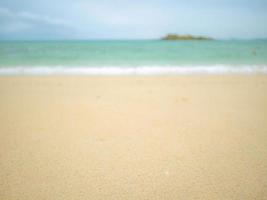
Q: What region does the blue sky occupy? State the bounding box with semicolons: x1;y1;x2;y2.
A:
0;0;267;40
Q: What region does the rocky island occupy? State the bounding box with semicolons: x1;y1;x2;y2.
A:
162;34;213;41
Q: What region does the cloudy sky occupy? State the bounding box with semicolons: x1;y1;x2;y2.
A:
0;0;267;40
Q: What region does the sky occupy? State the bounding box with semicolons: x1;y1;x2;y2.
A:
0;0;267;40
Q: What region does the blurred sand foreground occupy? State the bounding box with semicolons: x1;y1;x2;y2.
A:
0;75;267;199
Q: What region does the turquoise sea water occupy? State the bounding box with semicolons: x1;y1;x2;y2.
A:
0;40;267;74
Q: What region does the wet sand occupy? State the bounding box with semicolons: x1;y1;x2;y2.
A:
0;75;267;199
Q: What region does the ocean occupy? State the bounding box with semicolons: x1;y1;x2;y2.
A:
0;40;267;75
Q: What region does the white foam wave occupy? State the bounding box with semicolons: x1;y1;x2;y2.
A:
0;65;267;75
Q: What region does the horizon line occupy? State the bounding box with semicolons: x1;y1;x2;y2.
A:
1;38;267;42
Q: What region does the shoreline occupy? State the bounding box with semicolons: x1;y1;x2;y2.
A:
0;65;267;75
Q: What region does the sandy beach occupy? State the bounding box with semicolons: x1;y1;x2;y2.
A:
0;75;267;199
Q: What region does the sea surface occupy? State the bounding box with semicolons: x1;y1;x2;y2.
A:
0;40;267;74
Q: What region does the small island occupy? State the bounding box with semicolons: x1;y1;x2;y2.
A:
161;34;213;41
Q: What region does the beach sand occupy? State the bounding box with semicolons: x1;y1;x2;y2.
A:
0;75;267;199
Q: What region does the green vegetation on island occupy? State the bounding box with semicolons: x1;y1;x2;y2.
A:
162;34;213;41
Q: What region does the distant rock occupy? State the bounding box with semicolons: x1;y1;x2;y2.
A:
161;34;213;41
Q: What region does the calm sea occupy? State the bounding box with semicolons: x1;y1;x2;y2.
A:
0;40;267;74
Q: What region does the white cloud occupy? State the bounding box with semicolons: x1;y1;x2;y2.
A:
0;6;73;33
17;11;72;27
0;0;266;39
